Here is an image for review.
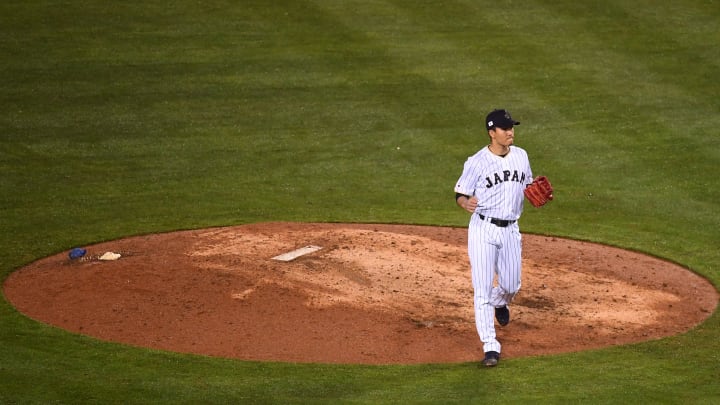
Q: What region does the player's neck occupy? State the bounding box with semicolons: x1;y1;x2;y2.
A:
488;144;510;157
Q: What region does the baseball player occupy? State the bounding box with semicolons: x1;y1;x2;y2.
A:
454;109;542;367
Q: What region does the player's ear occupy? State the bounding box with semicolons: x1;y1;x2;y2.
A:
487;128;495;140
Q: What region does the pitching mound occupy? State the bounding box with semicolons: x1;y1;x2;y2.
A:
3;222;717;364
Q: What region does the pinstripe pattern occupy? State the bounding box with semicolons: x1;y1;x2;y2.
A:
455;146;532;219
455;145;532;354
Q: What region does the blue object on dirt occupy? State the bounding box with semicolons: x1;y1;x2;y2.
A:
69;248;87;260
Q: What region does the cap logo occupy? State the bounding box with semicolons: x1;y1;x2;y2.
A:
488;120;493;127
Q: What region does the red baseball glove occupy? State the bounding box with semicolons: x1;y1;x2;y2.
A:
524;176;554;207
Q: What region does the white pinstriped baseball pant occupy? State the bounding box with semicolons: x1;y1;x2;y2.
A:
468;213;522;353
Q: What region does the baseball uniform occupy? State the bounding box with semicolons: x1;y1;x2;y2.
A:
454;110;533;358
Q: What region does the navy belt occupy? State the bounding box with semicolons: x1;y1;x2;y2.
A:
478;213;516;228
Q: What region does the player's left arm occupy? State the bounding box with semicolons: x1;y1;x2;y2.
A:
525;156;534;188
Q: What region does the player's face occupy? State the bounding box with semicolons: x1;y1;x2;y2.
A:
490;127;515;147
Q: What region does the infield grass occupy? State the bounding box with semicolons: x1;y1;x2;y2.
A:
1;0;719;403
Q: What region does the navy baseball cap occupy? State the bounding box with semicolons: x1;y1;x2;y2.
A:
486;109;520;130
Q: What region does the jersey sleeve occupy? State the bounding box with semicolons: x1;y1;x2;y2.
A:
454;158;479;196
519;148;533;186
526;167;534;186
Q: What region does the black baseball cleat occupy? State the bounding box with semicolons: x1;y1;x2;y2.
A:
495;306;510;326
482;351;500;367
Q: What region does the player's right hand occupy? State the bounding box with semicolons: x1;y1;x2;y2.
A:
463;196;478;214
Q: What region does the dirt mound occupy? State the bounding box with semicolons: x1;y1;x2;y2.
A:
3;222;717;364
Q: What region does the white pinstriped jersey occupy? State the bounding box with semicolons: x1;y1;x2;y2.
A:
454;145;533;220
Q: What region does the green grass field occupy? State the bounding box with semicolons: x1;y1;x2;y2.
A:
1;0;719;403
